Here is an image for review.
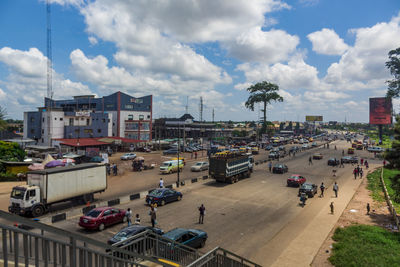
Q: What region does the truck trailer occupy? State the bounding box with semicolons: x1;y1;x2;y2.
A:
209;152;253;183
9;163;107;217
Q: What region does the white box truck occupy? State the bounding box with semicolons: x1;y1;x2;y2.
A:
9;163;107;217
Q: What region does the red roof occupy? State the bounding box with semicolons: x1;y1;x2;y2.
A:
55;138;109;147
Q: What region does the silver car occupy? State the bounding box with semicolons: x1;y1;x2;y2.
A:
191;161;209;172
120;153;137;160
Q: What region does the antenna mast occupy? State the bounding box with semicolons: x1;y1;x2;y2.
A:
185;96;189;114
46;0;53;100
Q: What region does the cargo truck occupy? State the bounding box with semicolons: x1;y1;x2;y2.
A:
209;152;252;183
9;163;107;217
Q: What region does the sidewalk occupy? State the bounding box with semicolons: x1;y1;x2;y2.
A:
252;165;378;266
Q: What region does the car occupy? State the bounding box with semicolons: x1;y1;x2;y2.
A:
268;152;279;159
278;146;285;151
313;153;323;160
107;225;164;246
341;156;358;164
191;161;209;172
145;188;182;206
272;163;288;174
265;145;273;151
163;149;178;155
302;144;309;149
79;207;127;231
327;158;340;166
367;146;384;153
298;183;318;198
289;146;300;153
311;142;318;147
163;228;208;249
135;147;151;152
120;153;137;160
287;174;306;187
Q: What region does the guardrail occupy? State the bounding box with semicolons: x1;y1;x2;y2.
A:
380;167;400;230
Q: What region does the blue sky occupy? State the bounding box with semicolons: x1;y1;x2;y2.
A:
0;0;399;122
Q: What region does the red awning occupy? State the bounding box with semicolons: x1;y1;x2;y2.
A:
55;138;109;147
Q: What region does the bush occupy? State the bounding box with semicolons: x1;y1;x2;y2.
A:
0;172;20;181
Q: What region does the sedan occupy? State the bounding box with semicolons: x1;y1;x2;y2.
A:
163;149;178;155
312;153;323;160
79;207;126;231
302;144;309;149
272;163;288;174
311;142;318;147
287;174;306;187
265;145;273;151
163;228;208;249
341;156;358;164
298;183;318;198
146;188;182;206
120;153;137;160
268;152;279;159
191;161;209;172
108;225;164;246
327;158;340;166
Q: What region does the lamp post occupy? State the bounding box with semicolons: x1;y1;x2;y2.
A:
177;122;180;187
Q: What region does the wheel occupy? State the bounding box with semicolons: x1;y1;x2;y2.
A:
32;205;44;217
177;196;182;201
122;216;127;223
98;223;105;231
160;200;166;206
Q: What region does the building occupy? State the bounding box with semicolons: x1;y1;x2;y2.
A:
24;92;152;146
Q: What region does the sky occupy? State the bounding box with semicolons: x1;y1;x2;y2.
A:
0;0;399;122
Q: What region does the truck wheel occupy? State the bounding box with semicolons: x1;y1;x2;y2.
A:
98;223;105;231
32;205;44;217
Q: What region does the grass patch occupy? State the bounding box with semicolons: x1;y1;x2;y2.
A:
329;225;400;267
382;168;400;214
367;168;385;203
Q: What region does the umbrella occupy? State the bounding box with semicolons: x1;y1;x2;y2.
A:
90;156;104;163
136;156;145;161
28;163;44;170
45;160;65;168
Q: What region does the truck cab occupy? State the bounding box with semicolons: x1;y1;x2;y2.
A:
9;185;41;216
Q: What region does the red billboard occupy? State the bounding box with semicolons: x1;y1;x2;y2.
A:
369;97;392;125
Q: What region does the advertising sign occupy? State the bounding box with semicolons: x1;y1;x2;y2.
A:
306;116;323;122
75;111;90;117
369;97;392;125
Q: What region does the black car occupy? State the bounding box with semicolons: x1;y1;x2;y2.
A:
298;183;318;198
327;158;340;166
341;156;358;164
289;146;299;153
268;152;279;159
265;145;273;151
146;188;182;206
108;225;164;246
163;149;178;155
272;163;288;174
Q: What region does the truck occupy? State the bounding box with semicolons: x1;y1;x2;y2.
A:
208;152;253;183
9;163;107;217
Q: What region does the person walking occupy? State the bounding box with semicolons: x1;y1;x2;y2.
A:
353;168;357;179
308;156;313;165
383;160;386;167
126;208;132;226
320;182;325;197
333;182;339;197
361;158;364;165
366;203;370;215
195;152;198;159
134;214;141;225
268;161;272;172
340;158;344;168
198;204;206;224
330;202;334;214
159;178;164;188
365;160;369;169
360;168;364;179
342;150;344;156
149;206;157;228
113;163;118;176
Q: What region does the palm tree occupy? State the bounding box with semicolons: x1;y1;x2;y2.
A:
0;106;7;131
245;81;283;134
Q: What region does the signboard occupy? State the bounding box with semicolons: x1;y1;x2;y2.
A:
369;97;392;125
130;98;143;103
306;116;323;122
75;111;90;117
101;153;109;164
86;147;99;157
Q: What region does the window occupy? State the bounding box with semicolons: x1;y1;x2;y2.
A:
147;115;150;119
97;129;101;133
81;118;85;121
41;129;44;134
84;129;93;134
140;122;149;130
74;129;80;134
128;115;133;120
102;118;106;123
106;104;114;108
103;210;111;216
54;118;57;120
139;115;144;120
29;190;36;197
75;118;78;121
69;118;74;126
30;117;35;123
42;118;45;122
86;118;90;125
60;118;63;121
125;104;133;109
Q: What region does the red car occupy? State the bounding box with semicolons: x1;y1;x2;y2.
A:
287;174;306;187
79;207;127;231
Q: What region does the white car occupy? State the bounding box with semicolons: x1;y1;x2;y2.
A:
191;161;209;172
367;146;384;153
120;153;137;160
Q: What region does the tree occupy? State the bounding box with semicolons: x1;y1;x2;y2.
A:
0;106;7;131
245;81;283;134
385;116;400;201
386;47;400;98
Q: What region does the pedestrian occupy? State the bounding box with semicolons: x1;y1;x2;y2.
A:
126;208;132;226
360;168;363;179
195;152;198;159
293;151;296;157
333;182;338;197
113;163;118;176
332;168;337;177
149;206;157;227
159;178;164;188
342;150;344;156
198;204;205;224
383;160;386;167
308;156;313;165
340;158;344;168
361;158;364;165
327;143;330;149
320;182;325;197
366;203;370;215
365;160;369;169
353;168;357;179
330;202;334;214
134;213;141;225
268;161;272;172
191;152;193;159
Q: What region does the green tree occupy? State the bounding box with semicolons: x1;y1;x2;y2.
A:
288;121;293;131
386;47;400;98
0;106;7;131
245;81;283;134
385;116;400;168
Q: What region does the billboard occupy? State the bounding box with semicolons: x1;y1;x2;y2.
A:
369;97;392;125
306;116;323;122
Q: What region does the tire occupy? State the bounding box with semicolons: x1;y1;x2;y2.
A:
98;223;105;231
160;200;166;206
177;196;182;201
32;205;44;217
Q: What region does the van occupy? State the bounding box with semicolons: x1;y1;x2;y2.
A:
160;160;184;174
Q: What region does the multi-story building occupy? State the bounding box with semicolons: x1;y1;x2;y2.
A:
24;92;152;146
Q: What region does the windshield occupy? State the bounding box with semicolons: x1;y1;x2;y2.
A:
290;176;299;179
149;190;164;197
195;162;203;166
161;162;170;167
85;210;102;218
11;188;26;199
302;184;313;189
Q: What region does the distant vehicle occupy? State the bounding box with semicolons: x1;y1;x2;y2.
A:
120;153;137;160
183;147;193;152
269;152;279;159
265;145;273;151
287;174;306;187
278;146;285;151
209;152;252;183
135;147;151;153
79;207;126;231
108;225;164;246
348;147;355;154
311;142;318;147
272;163;288;174
163;228;208;248
341;156;358;164
159;160;184;174
290;146;300;153
327;158;340;166
191;161;209;172
251;147;259;155
302;144;309;149
367;146;384;153
146;188;182;206
312;153;323;160
298;183;318;198
163;149;179;155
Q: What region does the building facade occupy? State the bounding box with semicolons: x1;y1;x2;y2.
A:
24;92;152;146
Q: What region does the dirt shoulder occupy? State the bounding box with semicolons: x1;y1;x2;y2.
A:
311;168;394;266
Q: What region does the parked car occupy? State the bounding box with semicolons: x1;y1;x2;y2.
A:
302;144;309;149
327;158;340;166
298;183;318;198
191;161;209;172
135;147;151;153
120;153;137;160
272;163;288;174
108;225;164;246
163;228;208;249
163;149;178;155
268;152;279;159
287;174;306;187
79;207;127;231
312;153;323;160
367;146;384;153
341;156;358;164
289;146;300;153
311;142;318;147
146;188;182;206
265;145;273;151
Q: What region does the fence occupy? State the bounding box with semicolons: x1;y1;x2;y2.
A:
380;167;400;230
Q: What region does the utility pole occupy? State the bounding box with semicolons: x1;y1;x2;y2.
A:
199;97;203;122
46;0;53;146
177;123;180;187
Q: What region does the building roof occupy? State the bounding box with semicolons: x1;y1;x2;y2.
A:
55;136;143;147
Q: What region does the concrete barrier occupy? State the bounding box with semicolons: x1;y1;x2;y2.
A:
51;213;66;223
107;199;120;206
130;193;140;200
191;178;198;183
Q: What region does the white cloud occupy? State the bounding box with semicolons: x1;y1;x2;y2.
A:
307;28;349;55
88;36;98;45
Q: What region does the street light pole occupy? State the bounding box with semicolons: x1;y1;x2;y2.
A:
177;122;180;187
